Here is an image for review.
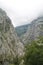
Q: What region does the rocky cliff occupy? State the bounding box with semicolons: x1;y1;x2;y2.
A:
21;17;43;44
0;8;24;62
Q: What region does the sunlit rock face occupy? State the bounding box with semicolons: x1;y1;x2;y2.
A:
0;8;24;61
21;17;43;44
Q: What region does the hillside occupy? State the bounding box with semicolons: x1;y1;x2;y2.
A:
15;24;30;37
0;8;24;64
21;17;43;44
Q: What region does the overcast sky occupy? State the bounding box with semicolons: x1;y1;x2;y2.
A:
0;0;43;27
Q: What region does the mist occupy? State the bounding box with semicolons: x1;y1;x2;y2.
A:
0;0;43;27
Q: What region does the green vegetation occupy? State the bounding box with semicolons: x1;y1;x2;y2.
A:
8;64;14;65
0;63;2;65
24;36;43;65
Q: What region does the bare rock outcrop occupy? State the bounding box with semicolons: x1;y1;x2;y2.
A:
21;17;43;44
0;8;24;62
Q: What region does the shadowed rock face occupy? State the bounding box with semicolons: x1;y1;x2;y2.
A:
21;17;43;44
0;8;24;62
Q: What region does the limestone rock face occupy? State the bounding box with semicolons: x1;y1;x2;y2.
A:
0;8;24;61
21;17;43;44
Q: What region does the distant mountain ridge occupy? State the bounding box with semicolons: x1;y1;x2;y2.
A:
20;17;43;44
15;24;31;37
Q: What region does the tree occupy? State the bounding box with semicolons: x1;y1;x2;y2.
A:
24;36;43;65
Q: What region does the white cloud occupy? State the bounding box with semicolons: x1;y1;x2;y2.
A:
0;0;43;26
